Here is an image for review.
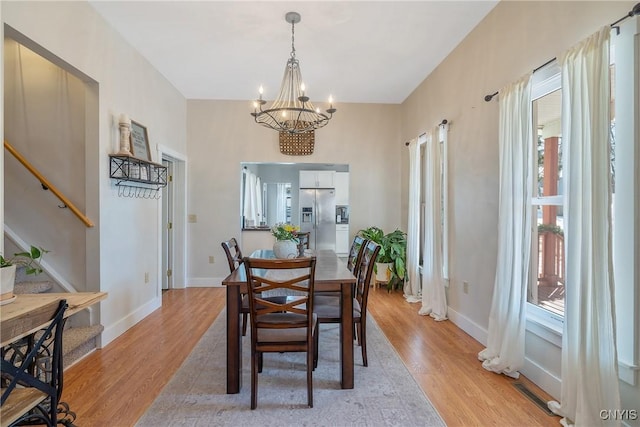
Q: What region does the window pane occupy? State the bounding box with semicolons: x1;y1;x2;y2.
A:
531;205;565;316
534;89;563;199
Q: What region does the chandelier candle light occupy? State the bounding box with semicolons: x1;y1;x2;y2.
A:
251;11;336;135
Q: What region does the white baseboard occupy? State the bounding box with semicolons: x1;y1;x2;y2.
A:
446;306;488;346
102;296;161;346
522;356;561;400
447;306;562;401
187;277;224;287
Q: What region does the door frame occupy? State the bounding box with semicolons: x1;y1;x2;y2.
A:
156;144;187;294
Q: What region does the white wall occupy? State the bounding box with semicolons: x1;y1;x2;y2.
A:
2;1;187;345
4;38;88;289
187;100;401;285
400;0;638;416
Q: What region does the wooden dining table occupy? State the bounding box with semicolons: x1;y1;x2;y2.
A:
222;249;356;394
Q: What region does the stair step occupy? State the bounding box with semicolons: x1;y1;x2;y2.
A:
63;325;104;368
13;280;53;294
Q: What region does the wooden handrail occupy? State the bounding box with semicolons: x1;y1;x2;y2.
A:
4;140;94;228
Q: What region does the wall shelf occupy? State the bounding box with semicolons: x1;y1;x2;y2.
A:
109;155;167;198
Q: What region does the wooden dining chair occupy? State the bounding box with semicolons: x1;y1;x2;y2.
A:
296;232;310;249
221;239;289;337
1;299;67;427
314;241;380;366
346;235;368;275
221;238;250;336
243;256;318;409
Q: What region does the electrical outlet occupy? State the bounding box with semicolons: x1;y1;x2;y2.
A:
209;255;215;264
188;214;197;223
144;272;150;283
463;280;469;294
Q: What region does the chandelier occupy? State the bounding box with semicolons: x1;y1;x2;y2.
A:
251;11;336;135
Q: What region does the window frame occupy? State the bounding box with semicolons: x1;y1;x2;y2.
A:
527;60;565;333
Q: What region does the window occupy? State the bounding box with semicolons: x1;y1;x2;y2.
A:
417;127;449;281
529;62;565;320
527;45;618;329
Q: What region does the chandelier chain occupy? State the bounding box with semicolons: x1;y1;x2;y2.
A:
290;19;296;60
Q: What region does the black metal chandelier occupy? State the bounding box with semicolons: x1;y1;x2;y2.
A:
251;11;336;135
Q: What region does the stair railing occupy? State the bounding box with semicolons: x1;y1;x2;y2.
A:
4;140;94;228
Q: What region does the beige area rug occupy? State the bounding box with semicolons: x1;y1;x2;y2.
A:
136;311;446;426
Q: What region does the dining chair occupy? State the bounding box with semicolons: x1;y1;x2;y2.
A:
221;238;250;336
314;241;380;366
296;232;310;249
221;239;289;337
1;299;67;427
243;256;318;409
346;235;368;275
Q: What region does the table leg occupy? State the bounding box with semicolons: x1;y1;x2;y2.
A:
226;285;242;394
340;281;354;389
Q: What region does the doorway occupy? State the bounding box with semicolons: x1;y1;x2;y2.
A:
162;159;174;290
159;148;187;292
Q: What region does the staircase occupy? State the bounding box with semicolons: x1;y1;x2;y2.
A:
13;270;103;368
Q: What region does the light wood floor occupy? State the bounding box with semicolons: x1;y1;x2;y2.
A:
62;288;560;426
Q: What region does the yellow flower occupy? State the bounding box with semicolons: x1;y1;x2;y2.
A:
271;223;300;241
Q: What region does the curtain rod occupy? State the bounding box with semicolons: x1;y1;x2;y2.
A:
483;2;640;102
404;120;448;146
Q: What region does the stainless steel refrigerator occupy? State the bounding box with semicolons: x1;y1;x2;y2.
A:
299;189;336;251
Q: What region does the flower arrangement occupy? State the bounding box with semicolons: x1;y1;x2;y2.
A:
271;223;300;242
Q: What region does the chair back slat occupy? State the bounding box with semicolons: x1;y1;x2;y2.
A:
221;238;243;273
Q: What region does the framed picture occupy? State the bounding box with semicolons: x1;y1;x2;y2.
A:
130;120;151;161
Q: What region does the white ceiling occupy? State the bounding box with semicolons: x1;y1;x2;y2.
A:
89;1;498;104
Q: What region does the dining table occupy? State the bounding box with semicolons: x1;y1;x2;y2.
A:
222;249;356;394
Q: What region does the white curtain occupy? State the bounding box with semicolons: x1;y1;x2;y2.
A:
255;177;263;225
243;171;262;226
275;183;288;224
419;128;447;320
405;138;421;302
548;27;620;427
478;74;532;379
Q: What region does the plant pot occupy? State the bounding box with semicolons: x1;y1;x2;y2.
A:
1;264;17;303
375;262;392;283
273;240;297;259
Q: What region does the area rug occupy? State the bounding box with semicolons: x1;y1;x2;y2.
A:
136;311;445;426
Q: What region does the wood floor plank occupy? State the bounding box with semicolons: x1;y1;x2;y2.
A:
61;287;559;426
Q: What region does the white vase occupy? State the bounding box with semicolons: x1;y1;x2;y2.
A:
1;264;17;302
273;240;298;259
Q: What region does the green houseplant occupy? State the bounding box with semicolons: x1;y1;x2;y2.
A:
0;245;48;303
358;227;407;291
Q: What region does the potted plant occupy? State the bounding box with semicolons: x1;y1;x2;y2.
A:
0;245;48;304
270;223;300;259
358;227;407;291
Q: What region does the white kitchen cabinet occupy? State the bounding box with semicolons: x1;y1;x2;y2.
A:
299;170;335;188
334;172;349;205
336;224;350;255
